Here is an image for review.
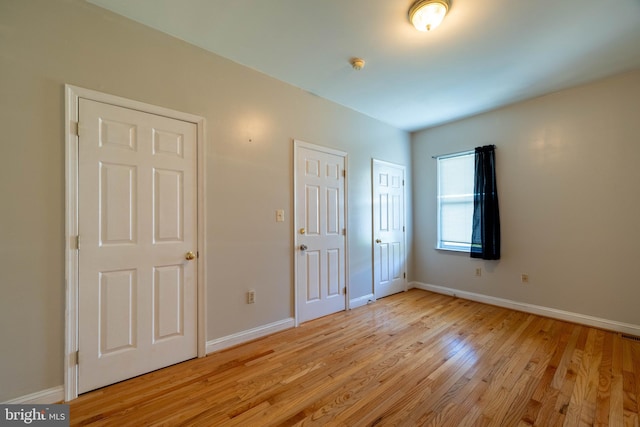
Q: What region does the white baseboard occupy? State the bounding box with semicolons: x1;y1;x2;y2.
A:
349;293;375;309
3;386;64;404
411;282;640;336
206;317;295;354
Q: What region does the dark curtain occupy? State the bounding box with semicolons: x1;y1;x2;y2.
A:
470;145;500;260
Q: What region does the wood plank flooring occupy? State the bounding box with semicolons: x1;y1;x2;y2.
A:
69;289;640;426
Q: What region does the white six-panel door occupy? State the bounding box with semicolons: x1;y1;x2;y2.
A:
295;142;347;323
373;160;406;299
77;99;198;393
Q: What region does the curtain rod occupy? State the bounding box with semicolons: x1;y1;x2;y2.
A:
431;145;496;159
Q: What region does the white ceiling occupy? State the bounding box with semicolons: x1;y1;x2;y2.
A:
87;0;640;132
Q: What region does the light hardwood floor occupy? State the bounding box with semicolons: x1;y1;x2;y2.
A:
69;289;640;426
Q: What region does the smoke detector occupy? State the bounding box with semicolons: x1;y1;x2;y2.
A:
350;58;365;71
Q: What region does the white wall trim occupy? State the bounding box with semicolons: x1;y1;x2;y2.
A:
64;84;207;401
411;282;640;336
349;293;375;309
3;386;64;405
206;318;295;354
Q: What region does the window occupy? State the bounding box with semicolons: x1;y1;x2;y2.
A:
437;151;474;251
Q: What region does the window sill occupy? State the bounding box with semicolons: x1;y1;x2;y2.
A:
436;246;470;254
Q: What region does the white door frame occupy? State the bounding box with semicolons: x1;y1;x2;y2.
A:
372;159;407;299
64;85;207;401
293;140;349;327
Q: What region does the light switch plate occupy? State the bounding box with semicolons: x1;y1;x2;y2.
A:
276;209;285;222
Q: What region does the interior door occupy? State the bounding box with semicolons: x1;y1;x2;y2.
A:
373;159;406;299
295;142;347;323
77;98;198;393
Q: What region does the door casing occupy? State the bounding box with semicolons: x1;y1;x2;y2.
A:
64;85;207;401
293;140;349;326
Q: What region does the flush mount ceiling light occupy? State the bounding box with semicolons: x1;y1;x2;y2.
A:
409;0;450;32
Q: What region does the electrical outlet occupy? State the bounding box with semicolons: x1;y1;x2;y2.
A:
521;274;529;283
247;290;256;304
475;268;482;277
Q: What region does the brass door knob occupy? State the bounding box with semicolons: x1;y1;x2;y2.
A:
185;251;196;261
375;239;382;244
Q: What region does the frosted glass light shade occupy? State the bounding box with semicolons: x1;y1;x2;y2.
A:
409;0;450;32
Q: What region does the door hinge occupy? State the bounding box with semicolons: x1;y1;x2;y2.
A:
71;235;79;250
343;287;347;295
402;179;405;186
74;350;79;365
403;272;406;279
72;121;80;137
342;169;346;178
342;228;346;236
403;226;405;232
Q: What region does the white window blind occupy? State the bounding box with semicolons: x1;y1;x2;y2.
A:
437;151;474;251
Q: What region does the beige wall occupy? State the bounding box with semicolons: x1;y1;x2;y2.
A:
5;0;636;404
0;0;411;401
412;70;640;327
